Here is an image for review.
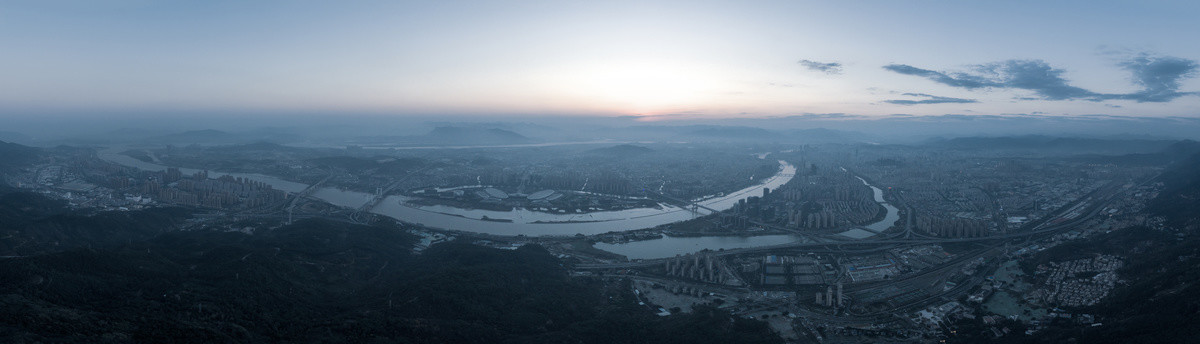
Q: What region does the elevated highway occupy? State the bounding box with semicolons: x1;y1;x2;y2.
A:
286;174;331;223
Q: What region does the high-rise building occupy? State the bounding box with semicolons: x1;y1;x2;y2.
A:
826;286;834;306
837;282;844;307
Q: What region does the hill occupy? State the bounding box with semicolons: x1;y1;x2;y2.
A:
686;126;778;139
0;131;33;145
1148;150;1200;229
928;135;1176;155
970;155;1200;343
0;187;192;256
148;129;241;145
424;126;533;146
307;155;425;175
983;227;1200;344
786;128;867;143
0;217;781;343
0;140;38;172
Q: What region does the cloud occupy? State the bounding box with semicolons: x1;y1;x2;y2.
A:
1116;54;1199;102
978;60;1099;100
798;59;843;74
883;93;978;105
884;55;1200;103
882;64;997;89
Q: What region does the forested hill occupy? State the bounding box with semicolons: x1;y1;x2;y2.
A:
970;155;1200;343
0;140;38;173
981;227;1200;344
0;218;781;343
0;187;192;256
1149;150;1200;230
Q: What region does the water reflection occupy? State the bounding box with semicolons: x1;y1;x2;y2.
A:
98;147;797;238
855;175;900;233
593;234;803;260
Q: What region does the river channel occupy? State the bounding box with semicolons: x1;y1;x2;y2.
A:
598;172;903;259
857;176;901;233
98;147;906;257
98;147;796;237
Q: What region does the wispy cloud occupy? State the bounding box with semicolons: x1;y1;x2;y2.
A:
1115;54;1199;102
798;59;843;74
882;64;996;89
883;55;1200;103
883;93;978;105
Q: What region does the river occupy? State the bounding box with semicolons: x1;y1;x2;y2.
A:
854;175;901;233
593;234;804;260
97;147;796;237
364;160;794;236
98;147;915;258
601;171;902;259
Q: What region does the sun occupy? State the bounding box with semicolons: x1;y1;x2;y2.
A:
551;59;724;114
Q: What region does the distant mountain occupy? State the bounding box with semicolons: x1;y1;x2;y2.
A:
0;131;33;144
172;129;235;140
586;144;654;157
786;128;868;143
106;127;156;138
929;135;1176;155
208;141;295;153
422;126;533;146
1158;139;1200;161
1062;139;1200;166
0;140;38;172
607;125;865;143
242;127;305;143
63;128;302;146
307;155;424;174
686;126;778;139
146;129;241;145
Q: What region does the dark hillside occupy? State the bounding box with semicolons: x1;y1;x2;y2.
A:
0;140;38;172
0;188;192;256
970;154;1200;343
0;218;780;343
1148;151;1200;229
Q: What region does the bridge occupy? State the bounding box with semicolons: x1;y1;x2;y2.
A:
286;174;331;224
350;167;430;223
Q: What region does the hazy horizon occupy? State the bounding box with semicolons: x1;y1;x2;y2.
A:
3;0;1200;124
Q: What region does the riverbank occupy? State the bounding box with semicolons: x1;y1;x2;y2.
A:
97;146;800;240
663;230;794;237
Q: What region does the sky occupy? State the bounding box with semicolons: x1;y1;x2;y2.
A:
2;0;1200;121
